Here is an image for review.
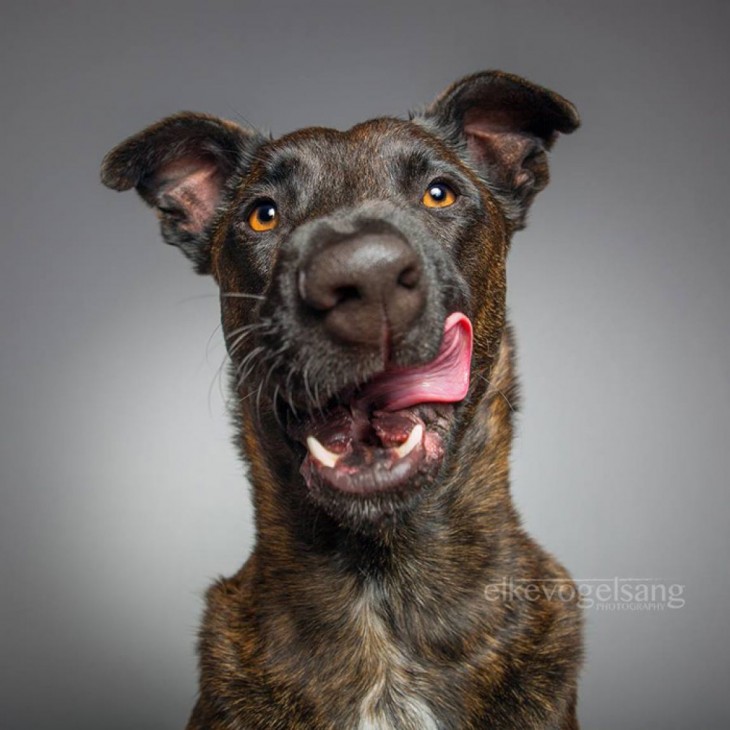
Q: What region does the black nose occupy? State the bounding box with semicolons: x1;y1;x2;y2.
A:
298;233;426;346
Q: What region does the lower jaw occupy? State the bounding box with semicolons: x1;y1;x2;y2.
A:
301;430;444;495
290;402;454;499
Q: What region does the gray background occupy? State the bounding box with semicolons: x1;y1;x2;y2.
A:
1;1;728;728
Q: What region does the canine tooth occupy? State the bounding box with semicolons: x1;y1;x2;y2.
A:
306;436;341;468
395;424;424;459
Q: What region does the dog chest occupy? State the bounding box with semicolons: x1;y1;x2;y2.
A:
352;585;440;730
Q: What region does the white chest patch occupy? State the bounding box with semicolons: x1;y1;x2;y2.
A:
353;586;440;730
358;695;439;730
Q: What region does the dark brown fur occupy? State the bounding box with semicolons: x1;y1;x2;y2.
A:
102;71;583;729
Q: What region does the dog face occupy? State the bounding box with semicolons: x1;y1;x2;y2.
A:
102;71;578;530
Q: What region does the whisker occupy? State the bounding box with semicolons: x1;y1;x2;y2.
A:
284;362;298;414
207;350;232;415
313;378;324;418
227;327;268;360
225;319;271;344
205;323;223;360
478;373;516;412
255;380;265;424
221;292;266;301
226;320;276;361
272;383;285;430
236;345;266;384
207;326;258;411
302;365;316;422
174;293;219;304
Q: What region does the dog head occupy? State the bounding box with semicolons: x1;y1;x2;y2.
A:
101;71;578;532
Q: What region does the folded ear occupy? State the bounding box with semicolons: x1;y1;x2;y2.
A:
101;113;263;273
419;70;579;230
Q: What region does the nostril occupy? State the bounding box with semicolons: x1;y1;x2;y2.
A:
333;285;362;304
398;265;421;289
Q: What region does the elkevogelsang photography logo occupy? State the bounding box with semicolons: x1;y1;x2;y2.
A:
484;577;686;612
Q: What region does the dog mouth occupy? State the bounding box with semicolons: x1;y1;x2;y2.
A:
286;313;473;497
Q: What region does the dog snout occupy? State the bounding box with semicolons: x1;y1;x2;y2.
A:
298;232;427;346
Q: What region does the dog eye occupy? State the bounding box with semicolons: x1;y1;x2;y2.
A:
248;200;279;232
422;182;457;209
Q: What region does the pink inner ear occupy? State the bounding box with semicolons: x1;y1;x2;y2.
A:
155;157;224;234
463;109;539;189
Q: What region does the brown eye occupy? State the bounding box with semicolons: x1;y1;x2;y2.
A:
422;181;457;209
248;201;279;232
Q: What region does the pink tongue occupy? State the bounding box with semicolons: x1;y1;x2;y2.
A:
356;312;473;412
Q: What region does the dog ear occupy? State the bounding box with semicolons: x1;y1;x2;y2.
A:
101;113;263;274
419;71;579;230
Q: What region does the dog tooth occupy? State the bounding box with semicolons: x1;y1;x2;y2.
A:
395;424;424;459
306;436;341;468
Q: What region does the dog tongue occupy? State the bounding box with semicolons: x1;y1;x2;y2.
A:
356;313;473;412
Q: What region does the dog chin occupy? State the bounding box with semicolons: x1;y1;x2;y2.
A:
290;401;455;528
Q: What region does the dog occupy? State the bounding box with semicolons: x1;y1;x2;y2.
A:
101;70;582;729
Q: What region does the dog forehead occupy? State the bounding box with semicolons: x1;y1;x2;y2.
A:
256;118;453;191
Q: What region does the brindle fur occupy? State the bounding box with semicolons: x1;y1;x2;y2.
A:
102;71;583;729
